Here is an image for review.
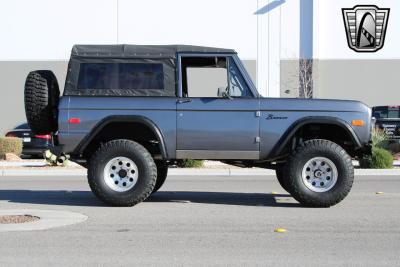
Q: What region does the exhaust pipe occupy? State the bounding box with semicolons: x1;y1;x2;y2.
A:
43;150;70;166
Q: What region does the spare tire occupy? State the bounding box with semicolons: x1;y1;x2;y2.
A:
24;70;60;134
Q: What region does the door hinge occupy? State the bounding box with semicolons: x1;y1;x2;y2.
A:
255;136;261;143
255;111;261;117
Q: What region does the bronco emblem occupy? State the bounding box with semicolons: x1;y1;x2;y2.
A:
266;114;288;120
342;5;390;52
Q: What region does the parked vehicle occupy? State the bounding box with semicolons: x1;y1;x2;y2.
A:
23;44;372;207
372;106;400;140
5;123;53;158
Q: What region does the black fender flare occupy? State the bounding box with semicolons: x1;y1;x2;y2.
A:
73;115;168;159
269;116;362;158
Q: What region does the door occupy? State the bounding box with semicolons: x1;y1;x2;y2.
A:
176;55;260;159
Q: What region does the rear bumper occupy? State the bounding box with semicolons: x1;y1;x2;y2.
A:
22;146;52;156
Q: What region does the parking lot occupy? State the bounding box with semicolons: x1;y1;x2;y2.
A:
0;174;399;266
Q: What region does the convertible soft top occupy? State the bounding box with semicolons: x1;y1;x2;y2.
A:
64;44;235;97
71;44;235;58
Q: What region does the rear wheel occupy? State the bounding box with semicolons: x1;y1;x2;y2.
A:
88;139;157;206
283;139;354;207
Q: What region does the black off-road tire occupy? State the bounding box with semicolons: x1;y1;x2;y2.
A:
275;167;291;193
88;139;157;206
282;139;354;207
152;161;169;194
24;70;60;134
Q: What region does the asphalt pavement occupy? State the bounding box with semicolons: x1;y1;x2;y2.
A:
0;174;399;266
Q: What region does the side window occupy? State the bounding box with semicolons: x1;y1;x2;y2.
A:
77;63;164;90
186;67;227;97
228;57;252;98
182;57;228;98
180;56;252;98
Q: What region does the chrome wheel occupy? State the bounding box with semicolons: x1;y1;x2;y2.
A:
301;157;338;193
103;157;139;192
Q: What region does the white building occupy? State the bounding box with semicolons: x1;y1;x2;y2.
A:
0;0;399;134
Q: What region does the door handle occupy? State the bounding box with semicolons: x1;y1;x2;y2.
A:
177;98;192;104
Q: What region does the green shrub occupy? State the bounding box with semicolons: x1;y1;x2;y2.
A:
0;137;23;159
371;128;388;148
177;159;204;168
359;147;393;169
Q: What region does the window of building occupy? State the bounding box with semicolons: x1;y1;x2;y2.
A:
373;106;400;119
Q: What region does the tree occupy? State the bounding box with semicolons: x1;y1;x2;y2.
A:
298;58;313;98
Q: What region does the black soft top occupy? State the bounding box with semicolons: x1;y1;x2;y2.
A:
65;44;236;97
71;44;236;58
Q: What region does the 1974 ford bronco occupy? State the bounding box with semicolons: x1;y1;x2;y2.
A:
24;45;372;207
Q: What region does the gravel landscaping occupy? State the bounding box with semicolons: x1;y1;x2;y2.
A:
0;215;39;224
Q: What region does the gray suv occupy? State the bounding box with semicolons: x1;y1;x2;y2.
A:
24;45;372;207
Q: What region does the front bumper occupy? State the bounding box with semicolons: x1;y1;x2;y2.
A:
356;143;372;158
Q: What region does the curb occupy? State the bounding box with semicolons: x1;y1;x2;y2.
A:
1;168;399;177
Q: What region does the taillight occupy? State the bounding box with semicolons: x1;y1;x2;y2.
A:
35;134;51;140
5;133;16;137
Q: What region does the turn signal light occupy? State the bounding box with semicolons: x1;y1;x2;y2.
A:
352;120;365;126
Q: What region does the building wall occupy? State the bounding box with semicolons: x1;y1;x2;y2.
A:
256;0;301;97
312;0;400;105
0;0;259;60
281;57;400;106
0;61;68;134
313;59;400;106
314;0;400;60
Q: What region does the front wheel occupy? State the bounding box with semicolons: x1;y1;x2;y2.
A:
152;161;168;194
88;139;157;206
275;167;291;193
283;139;354;207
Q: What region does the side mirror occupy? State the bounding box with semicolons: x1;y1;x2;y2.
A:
217;87;232;99
217;87;225;97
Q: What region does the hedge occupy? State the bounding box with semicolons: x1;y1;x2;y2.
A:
0;137;23;159
359;147;393;169
177;159;204;168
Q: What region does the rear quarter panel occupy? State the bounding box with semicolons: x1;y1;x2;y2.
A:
58;96;177;158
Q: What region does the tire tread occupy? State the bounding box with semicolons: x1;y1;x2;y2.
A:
24;71;59;134
88;139;157;206
283;139;354;207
